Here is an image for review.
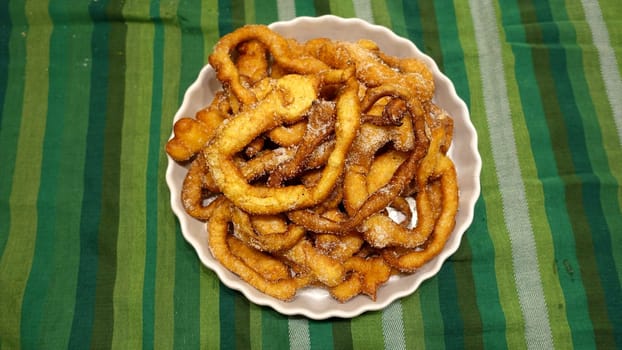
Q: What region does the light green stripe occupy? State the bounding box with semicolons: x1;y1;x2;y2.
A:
0;1;50;348
244;0;255;23
580;0;622;143
155;0;183;347
350;311;384;349
452;2;513;349
352;0;373;23
276;0;295;19
200;269;220;348
112;3;154;348
249;304;262;349
597;0;622;74
328;0;355;18
288;318;310;349
401;293;425;349
381;302;406;349
202;0;220;63
464;0;526;347
369;0;391;28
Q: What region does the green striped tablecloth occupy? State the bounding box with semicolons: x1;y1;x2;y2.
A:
1;0;621;349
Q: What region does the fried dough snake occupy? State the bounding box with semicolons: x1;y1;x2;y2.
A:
166;25;460;302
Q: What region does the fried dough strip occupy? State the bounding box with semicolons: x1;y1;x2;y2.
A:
329;256;392;302
339;107;429;233
226;235;290;281
281;239;346;287
181;153;222;220
206;73;359;214
208;199;311;301
231;206;305;253
360;117;449;248
268;100;336;186
166;93;228;161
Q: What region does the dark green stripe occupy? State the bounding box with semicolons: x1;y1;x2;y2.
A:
447;242;485;349
0;0;25;259
419;279;445;348
255;0;277;24
466;201;508;349
417;0;442;66
0;0;9;129
68;0;110;346
231;0;245;29
295;0;316;16
332;318;353;350
89;0;127;347
234;295;251;350
313;0;330;16
511;0;616;347
386;1;407;38
143;1;164;348
218;0;233;35
261;310;290;349
309;320;334;350
173;231;201;349
173;1;204;348
402;0;423;49
437;264;464;349
219;287;238;349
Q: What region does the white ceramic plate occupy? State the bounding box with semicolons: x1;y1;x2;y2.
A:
166;15;481;319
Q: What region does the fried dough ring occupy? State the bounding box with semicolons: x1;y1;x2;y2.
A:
235;40;269;86
226;235;290;281
209;25;329;105
381;155;458;272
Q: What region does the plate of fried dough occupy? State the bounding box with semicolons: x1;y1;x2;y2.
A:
165;15;481;319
